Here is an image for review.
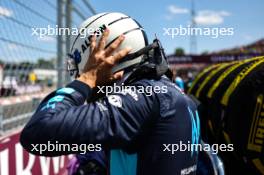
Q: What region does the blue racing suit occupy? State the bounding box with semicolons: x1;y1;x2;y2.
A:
20;76;200;175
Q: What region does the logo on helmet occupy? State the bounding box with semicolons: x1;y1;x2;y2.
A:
73;49;81;63
68;49;81;65
80;24;107;54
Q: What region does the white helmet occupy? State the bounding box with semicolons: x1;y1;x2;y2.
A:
68;12;149;77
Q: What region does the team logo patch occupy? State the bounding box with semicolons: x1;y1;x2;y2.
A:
108;95;122;108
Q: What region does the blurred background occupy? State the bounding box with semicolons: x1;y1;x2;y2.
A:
0;0;263;175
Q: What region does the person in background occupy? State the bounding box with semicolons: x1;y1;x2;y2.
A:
174;71;185;91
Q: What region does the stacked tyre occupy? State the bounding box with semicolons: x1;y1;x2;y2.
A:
188;56;264;175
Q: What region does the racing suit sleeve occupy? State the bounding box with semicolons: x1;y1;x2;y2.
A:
20;80;158;156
